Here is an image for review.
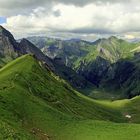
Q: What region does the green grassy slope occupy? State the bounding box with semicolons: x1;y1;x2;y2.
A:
1;54;140;139
86;37;139;63
74;37;140;70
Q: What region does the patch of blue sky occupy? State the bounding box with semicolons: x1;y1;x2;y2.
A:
0;17;6;24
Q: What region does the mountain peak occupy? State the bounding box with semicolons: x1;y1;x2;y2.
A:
21;38;29;41
0;25;6;33
0;25;15;40
20;38;31;44
0;25;9;33
0;25;3;29
0;25;19;65
19;38;55;70
108;36;118;40
0;25;4;29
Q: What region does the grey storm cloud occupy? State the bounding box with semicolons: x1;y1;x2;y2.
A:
1;0;140;39
0;0;139;16
70;28;116;34
0;0;136;7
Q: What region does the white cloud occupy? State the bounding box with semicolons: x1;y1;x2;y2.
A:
1;0;140;40
124;34;135;39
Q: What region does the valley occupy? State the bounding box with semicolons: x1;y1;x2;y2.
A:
28;35;140;99
0;26;140;140
1;54;140;140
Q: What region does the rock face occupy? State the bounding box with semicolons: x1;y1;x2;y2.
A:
42;45;60;59
0;27;54;70
18;39;54;70
0;26;19;66
77;51;140;98
101;56;140;98
102;60;136;88
77;56;110;86
104;61;136;85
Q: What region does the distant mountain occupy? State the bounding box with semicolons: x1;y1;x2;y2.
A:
0;26;89;90
74;37;137;82
126;38;140;43
96;36;139;62
18;38;89;89
27;36;95;68
26;36;60;49
75;37;140;98
19;38;54;70
76;36;139;67
26;35;140;99
77;56;110;86
27;36;140;69
101;52;140;98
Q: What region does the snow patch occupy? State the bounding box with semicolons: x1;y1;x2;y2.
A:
125;114;131;119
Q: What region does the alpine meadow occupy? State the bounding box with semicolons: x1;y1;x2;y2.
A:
1;0;140;140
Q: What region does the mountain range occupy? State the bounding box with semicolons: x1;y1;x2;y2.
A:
27;35;140;99
0;25;140;140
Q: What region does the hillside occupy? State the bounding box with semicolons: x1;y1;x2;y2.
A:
75;36;139;67
2;1;140;139
1;54;140;139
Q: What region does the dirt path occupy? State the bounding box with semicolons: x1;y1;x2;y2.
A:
31;127;50;140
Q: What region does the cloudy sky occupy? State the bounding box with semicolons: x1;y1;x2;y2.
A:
0;0;140;41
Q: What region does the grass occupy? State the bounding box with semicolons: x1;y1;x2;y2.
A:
74;37;140;71
0;54;140;139
79;85;127;100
